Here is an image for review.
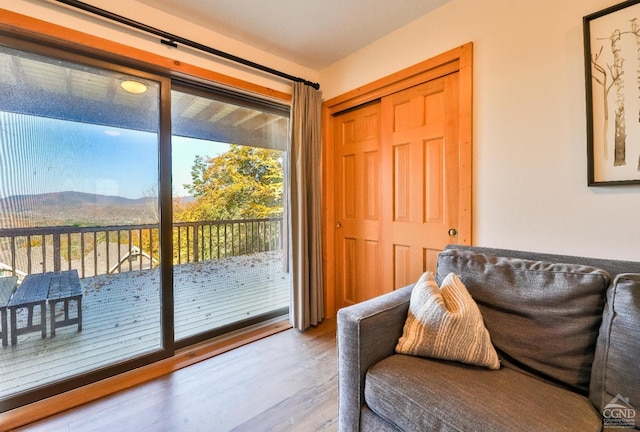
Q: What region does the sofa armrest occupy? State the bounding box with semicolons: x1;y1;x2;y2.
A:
336;285;413;432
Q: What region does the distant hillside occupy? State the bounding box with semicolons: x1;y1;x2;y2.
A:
2;191;150;207
0;191;159;227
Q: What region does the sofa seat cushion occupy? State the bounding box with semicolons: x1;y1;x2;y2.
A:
365;354;601;432
436;248;611;394
360;406;403;432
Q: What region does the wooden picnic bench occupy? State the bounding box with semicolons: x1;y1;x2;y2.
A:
8;273;50;345
0;276;18;347
48;270;82;337
6;270;83;345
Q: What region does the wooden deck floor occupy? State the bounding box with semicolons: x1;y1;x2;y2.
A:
0;252;290;400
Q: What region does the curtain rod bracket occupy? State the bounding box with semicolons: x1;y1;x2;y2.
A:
160;39;178;48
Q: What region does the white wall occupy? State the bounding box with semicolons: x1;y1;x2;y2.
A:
5;0;319;95
321;0;640;261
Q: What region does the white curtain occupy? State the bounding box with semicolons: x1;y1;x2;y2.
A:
289;82;324;330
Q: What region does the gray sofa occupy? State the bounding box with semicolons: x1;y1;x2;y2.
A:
337;245;640;431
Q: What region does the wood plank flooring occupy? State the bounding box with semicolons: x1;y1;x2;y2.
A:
14;318;338;432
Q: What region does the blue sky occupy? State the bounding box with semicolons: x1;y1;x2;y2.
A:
0;112;227;200
173;136;228;197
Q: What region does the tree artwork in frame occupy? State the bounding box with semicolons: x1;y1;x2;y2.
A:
584;0;640;185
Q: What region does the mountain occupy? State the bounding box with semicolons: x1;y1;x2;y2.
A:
2;191;149;207
0;191;159;227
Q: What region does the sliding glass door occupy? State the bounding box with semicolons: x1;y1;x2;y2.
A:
0;40;168;408
171;84;291;345
0;35;292;411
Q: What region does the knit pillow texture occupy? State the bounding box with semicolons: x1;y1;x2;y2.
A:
396;271;500;370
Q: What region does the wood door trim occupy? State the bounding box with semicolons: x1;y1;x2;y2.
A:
322;42;473;318
324;44;471;114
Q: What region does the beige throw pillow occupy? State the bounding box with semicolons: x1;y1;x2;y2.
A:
396;271;500;370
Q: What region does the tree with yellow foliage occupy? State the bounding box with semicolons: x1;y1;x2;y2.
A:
174;144;285;222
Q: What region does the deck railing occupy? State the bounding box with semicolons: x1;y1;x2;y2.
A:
0;218;284;280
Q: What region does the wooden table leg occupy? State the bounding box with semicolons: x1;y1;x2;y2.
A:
50;296;83;336
77;296;82;331
50;300;56;338
40;301;46;339
0;308;7;347
10;307;17;345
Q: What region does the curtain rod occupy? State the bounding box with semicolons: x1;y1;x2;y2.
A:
53;0;321;90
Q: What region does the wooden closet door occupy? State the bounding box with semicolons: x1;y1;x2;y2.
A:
380;72;462;289
334;102;382;307
324;44;472;314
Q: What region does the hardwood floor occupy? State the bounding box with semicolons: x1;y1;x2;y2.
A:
13;319;338;432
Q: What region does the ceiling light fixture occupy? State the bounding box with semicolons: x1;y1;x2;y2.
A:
120;79;148;94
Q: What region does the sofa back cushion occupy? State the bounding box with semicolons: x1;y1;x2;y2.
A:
436;248;611;394
590;273;640;418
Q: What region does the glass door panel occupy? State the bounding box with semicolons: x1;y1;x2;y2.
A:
0;45;163;402
171;86;291;344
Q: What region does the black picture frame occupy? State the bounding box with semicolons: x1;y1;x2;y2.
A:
584;0;640;186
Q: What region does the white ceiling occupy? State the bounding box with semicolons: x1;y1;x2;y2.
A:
133;0;451;70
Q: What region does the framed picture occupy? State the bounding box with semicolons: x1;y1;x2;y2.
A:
584;0;640;185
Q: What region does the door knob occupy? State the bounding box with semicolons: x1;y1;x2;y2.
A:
336;222;342;228
448;228;458;237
